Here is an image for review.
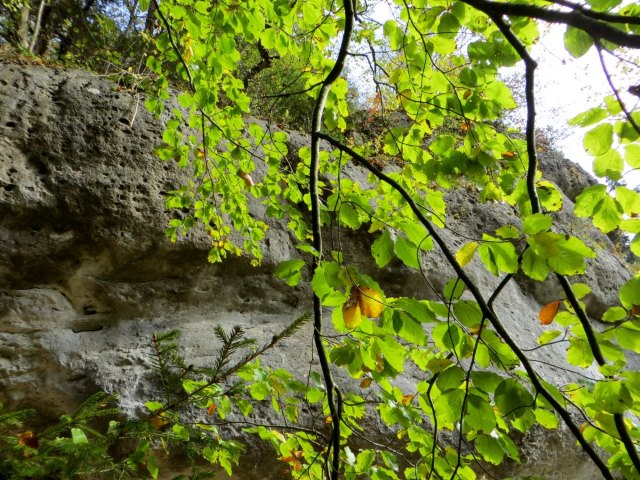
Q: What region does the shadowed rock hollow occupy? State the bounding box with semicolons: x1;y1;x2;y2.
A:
0;64;633;479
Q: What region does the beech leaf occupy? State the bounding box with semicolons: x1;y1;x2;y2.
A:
539;300;562;325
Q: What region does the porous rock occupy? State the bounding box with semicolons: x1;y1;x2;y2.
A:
0;64;633;479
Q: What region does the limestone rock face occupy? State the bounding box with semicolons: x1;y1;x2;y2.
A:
0;64;632;479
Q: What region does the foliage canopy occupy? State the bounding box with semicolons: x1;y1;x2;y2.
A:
2;0;640;479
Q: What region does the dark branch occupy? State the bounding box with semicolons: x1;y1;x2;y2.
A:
317;132;615;480
462;0;640;48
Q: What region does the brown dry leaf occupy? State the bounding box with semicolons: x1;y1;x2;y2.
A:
150;415;170;430
631;304;640;317
539;300;562;325
239;172;255;188
358;286;384;318
207;402;216;415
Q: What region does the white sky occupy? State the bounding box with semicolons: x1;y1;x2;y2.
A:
516;24;640;189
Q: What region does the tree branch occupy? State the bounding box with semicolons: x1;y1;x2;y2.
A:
317;132;615;480
309;1;355;478
462;0;640;48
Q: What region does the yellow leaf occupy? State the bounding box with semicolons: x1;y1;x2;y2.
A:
342;293;362;328
455;241;479;267
359;286;384;318
539;300;562;325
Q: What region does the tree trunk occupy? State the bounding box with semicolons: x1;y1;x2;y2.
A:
144;0;157;34
16;3;31;50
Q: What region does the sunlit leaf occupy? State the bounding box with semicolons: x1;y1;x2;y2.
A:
539;300;562;325
455;241;479;267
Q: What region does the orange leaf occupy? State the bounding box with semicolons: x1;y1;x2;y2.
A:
342;292;362;328
207;403;216;415
631;305;640;317
539;300;562;325
278;451;303;471
360;377;373;388
358;286;384;318
400;394;415;406
17;431;38;448
501;151;517;159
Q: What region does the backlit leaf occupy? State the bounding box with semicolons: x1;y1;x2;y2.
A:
539;300;561;325
584;123;613;156
455;241;479;267
564;26;593;58
359;286;384;318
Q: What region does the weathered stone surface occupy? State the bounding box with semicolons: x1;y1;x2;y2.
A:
0;64;634;479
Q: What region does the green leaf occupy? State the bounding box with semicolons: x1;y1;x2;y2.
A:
172;424;190;441
478;235;518;275
275;259;306;286
495;225;520;239
475;435;504;465
602;306;628;323
339;203;362;229
312;261;345;307
619;277;640;309
593;149;623;180
587;0;622;10
372;230;395;268
567;337;595;367
444;278;465;301
145;401;163;412
71;427;88;444
523;213;552;235
521;248;551;281
538;330;562;345
395;236;420;269
625;144;640;168
569;106;608;127
494;379;534;418
534;408;559;429
593;195;623;233
147;455;159;480
564;26;593;58
537;181;563;212
574;184;608;217
593;381;633;414
584;123;613;156
616;186;640;215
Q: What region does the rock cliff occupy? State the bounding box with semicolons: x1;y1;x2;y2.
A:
0;64;632;479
